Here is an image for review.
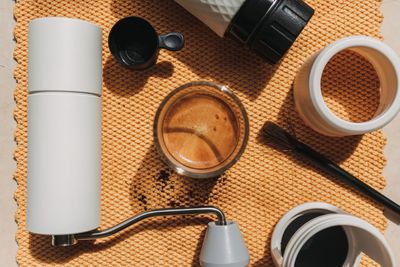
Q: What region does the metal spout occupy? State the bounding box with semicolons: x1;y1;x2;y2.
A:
52;234;78;247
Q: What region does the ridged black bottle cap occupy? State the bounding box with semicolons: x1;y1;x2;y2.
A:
228;0;314;64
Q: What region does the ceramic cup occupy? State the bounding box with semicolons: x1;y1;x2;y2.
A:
294;36;400;136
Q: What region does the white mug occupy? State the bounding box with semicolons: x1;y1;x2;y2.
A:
294;36;400;136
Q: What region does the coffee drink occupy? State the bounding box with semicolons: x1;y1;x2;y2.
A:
163;92;239;169
154;82;248;178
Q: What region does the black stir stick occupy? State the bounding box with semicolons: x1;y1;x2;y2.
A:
262;122;400;217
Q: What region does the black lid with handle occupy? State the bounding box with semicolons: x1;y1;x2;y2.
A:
227;0;314;64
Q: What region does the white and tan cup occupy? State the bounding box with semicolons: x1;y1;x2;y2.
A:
294;36;400;136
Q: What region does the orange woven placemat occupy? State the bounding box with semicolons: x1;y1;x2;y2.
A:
14;0;386;266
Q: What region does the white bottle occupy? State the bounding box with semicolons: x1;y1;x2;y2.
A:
174;0;314;63
27;17;103;235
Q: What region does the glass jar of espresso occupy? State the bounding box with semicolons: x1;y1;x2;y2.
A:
154;81;249;178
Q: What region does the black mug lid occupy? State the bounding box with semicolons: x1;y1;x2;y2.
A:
228;0;314;64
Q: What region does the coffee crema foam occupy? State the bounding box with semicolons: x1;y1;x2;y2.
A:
162;93;239;169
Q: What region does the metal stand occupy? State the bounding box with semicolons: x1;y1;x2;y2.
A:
52;206;226;246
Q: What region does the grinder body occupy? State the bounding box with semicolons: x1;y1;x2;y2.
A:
27;17;103;235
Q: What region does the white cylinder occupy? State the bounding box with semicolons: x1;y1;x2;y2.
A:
294;36;400;136
27;17;102;235
28;17;102;95
174;0;245;37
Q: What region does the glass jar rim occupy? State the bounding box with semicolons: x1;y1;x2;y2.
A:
153;81;249;179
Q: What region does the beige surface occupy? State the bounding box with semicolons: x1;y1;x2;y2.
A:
0;0;17;266
0;0;399;266
381;1;400;265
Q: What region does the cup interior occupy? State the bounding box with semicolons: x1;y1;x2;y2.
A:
154;82;249;179
348;45;398;118
321;49;381;123
108;17;158;67
281;211;349;267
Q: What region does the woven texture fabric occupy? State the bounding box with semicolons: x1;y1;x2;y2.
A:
14;0;385;266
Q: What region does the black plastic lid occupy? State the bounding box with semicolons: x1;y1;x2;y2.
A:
227;0;314;64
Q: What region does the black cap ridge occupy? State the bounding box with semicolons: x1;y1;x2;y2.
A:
227;0;314;64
